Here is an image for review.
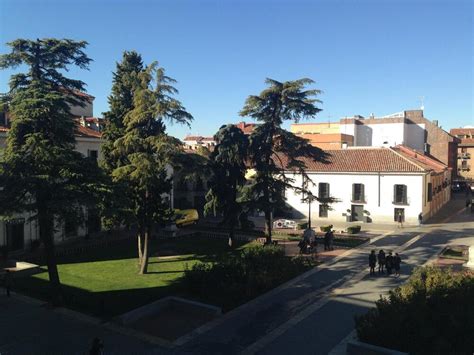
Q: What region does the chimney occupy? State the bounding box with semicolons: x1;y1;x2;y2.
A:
342;142;348;149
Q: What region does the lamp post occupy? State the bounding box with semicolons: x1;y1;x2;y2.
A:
307;191;313;229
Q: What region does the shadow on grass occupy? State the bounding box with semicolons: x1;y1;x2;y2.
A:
52;237;249;266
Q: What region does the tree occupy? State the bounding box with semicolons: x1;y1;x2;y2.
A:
240;78;328;243
0;38;104;304
205;124;249;247
100;51;144;231
101;51;144;173
111;61;192;274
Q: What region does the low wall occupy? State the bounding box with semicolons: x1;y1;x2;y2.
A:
347;340;407;355
116;296;222;325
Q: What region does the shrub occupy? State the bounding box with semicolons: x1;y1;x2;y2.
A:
320;225;333;232
183;244;314;311
346;225;361;234
297;222;308;230
355;267;474;354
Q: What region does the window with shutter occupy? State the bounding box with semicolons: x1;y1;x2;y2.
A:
318;183;330;199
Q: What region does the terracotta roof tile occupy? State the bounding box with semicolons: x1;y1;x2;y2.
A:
277;147;429;173
75;125;102;138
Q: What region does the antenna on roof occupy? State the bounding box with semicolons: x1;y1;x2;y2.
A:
419;96;425;110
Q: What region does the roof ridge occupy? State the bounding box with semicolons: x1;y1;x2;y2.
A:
389;146;426;172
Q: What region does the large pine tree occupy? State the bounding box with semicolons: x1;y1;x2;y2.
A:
240;78;328;243
0;39;104;304
111;61;192;274
205;124;249;247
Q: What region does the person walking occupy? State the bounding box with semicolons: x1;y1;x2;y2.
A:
386;252;393;275
418;212;423;227
378;250;386;274
328;229;335;251
397;212;404;228
369;250;377;275
393;253;401;276
323;230;330;251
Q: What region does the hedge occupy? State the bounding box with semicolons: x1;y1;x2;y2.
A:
346;225;361;234
355;267;474;354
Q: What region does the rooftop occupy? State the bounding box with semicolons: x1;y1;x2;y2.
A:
278;146;447;173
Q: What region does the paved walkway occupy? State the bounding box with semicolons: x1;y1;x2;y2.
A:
1;196;471;354
173;197;472;354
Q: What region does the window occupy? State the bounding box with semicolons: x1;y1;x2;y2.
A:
427;183;432;202
393;184;407;204
462;160;469;170
352;183;365;202
88;149;98;160
318;183;330;199
319;204;328;218
0;111;6;127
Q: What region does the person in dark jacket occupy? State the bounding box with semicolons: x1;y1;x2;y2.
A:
323;231;330;251
386;252;393;275
328;230;335;251
369;250;377;275
378;250;386;274
393;253;401;276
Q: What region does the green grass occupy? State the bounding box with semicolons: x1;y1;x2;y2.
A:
440;247;468;261
14;237;250;317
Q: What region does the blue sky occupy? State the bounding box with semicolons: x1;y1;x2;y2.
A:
1;0;472;139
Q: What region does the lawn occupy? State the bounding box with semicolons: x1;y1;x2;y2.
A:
14;236;250;318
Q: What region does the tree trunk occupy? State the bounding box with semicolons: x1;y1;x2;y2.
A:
38;212;63;306
137;230;143;265
139;226;150;274
264;210;272;244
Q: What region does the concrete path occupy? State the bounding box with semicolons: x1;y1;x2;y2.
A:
174;197;472;355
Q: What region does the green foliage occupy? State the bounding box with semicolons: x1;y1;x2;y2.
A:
355;267;474;354
239;78;329;241
0;38;105;303
183;244;314;310
320;224;333;232
346;225;361;234
297;222;309;230
205;124;249;243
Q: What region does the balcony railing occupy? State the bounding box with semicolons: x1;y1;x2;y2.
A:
350;194;367;203
392;197;410;205
461;153;471;159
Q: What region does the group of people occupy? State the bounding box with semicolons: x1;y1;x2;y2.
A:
298;227;336;254
369;249;401;276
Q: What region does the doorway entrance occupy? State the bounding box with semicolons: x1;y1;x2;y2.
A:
6;219;25;251
351;204;364;222
394;208;405;222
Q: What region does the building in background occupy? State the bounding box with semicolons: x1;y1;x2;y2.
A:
450;127;474;181
292;110;459;175
283;145;450;225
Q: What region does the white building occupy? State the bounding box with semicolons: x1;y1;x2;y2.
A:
283;146;451;225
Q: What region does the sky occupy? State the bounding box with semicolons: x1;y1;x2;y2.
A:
0;0;472;139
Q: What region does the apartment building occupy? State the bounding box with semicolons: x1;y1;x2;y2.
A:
450;127;474;181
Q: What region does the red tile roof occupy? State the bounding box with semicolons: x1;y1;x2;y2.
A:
450;128;474;136
392;145;447;173
75;124;102;138
277;147;438;173
459;138;474;147
184;135;215;142
0;125;102;139
235;121;259;135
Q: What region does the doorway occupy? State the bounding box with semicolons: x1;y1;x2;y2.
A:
394;208;405;222
351;204;364;222
6;220;25;251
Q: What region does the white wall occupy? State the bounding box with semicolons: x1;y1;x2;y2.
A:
405;123;426;151
75;138;103;160
285;172;425;224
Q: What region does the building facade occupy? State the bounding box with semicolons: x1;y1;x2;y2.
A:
450;128;474;181
283;146;450;225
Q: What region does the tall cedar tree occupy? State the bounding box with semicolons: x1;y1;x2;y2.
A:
240;78;329;243
101;51;144;229
205;124;249;247
0;39;105;304
112;62;192;274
